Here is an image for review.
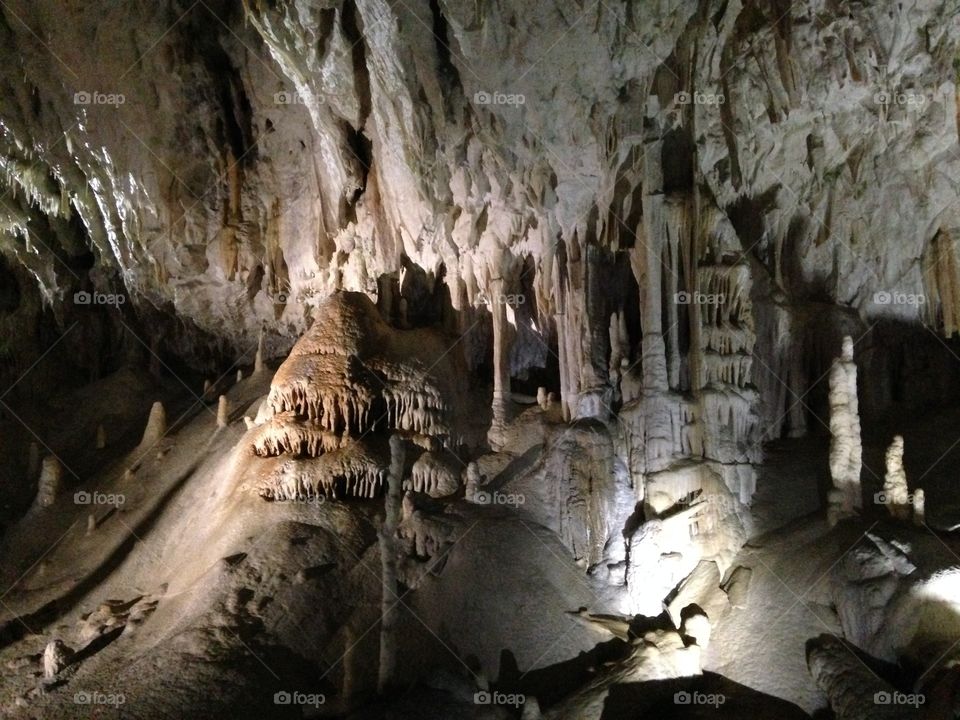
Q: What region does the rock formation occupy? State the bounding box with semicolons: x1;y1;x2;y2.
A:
216;395;230;429
0;1;959;718
379;435;405;693
250;292;467;501
913;489;926;526
42;639;72;680
828;337;862;524
139;401;167;452
34;457;62;509
881;435;911;520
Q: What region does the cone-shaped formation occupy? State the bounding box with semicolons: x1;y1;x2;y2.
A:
250;292;464;501
257;437;391;500
882;435;911;520
35;456;62;508
913;488;926;526
86;514;96;535
537;387;548;409
260;292;456;441
140;401;167;449
217;395;230;429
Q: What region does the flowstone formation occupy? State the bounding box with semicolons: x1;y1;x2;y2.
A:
249;291;466;500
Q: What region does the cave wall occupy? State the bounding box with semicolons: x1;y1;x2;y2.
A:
0;0;959;440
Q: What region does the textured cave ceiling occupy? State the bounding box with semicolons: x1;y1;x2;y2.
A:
2;1;960;719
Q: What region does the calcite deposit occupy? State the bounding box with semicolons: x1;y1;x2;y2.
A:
1;1;960;719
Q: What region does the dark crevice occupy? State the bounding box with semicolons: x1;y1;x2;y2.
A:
341;0;371;125
429;0;463;117
316;8;337;58
343;124;372;223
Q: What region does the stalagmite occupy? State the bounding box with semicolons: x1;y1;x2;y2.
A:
464;461;482;502
217;395;230;428
203;379;213;396
86;514;96;535
881;435;910;520
537;386;548;410
254;327;266;374
236;369;243;383
95;424;106;450
42;639;72;679
827;336;862;524
913;488;925;526
140;401;167;450
35;456;62;508
488;275;512;450
379;434;405;693
243;416;255;430
124;468;135;482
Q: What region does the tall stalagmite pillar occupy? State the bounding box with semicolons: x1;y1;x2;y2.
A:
378;434;405;693
827;336;862;524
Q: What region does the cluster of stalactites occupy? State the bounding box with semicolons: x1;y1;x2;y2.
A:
698;264;756;390
251;412;347;458
380;386;449;438
258;444;390;501
405;451;461;497
262;370;450;446
266;378;379;437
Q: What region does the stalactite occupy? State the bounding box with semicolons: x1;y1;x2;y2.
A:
407;451;460;497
